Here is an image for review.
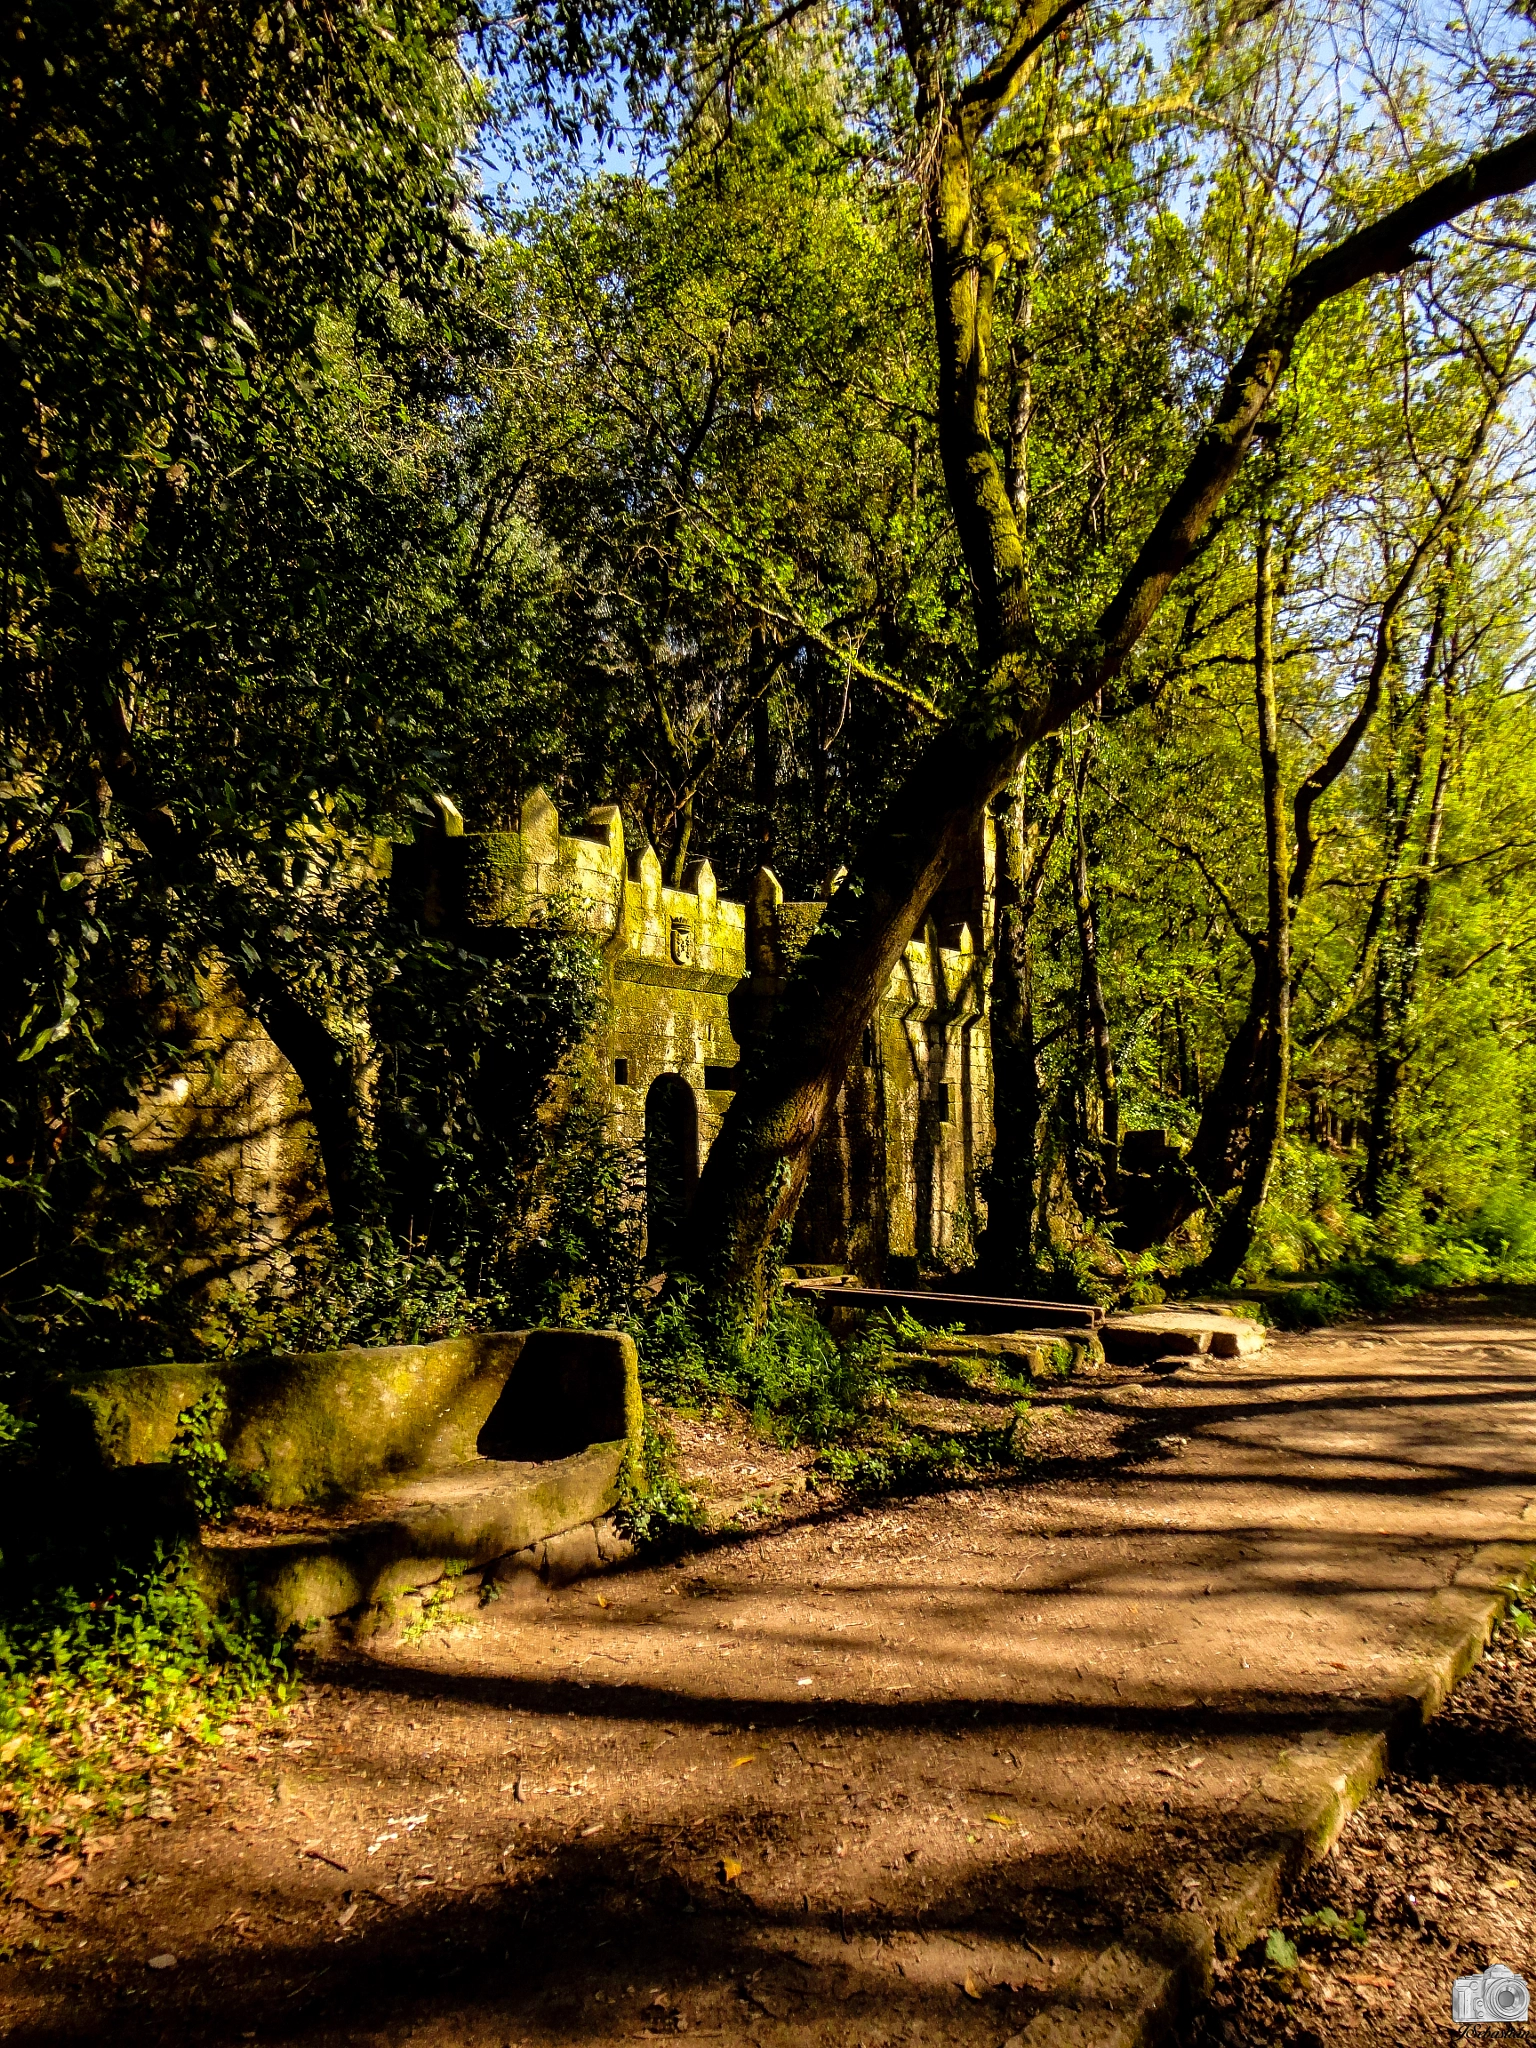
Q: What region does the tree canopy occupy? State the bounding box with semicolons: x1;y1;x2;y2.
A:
6;0;1536;1370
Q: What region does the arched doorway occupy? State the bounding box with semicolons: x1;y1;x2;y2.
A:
644;1074;699;1271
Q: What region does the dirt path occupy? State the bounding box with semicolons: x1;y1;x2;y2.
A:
4;1308;1536;2047
1196;1607;1536;2046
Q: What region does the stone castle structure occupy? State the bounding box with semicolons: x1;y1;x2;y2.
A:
396;790;995;1279
124;790;996;1285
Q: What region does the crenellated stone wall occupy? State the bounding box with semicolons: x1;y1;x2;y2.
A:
125;788;995;1288
394;789;994;1278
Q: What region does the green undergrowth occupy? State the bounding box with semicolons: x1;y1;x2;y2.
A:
1225;1244;1531;1329
630;1284;1039;1523
0;1393;299;1882
0;1546;298;1871
613;1405;711;1551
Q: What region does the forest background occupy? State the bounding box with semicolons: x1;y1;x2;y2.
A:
7;0;1536;1400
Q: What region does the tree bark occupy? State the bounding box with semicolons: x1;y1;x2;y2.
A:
1364;661;1457;1210
1069;744;1119;1187
1201;521;1290;1281
1144;356;1509;1246
979;758;1063;1286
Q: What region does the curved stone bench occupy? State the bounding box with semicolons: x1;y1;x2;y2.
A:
61;1329;642;1632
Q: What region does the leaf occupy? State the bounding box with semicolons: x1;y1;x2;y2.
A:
984;1812;1013;1826
729;1755;757;1768
962;1973;984;1999
1264;1928;1299;1972
719;1857;743;1883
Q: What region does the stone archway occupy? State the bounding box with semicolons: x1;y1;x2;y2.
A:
644;1073;699;1271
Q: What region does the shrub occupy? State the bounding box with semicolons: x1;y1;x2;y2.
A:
0;1549;297;1855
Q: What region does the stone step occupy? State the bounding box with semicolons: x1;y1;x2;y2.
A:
924;1328;1105;1371
1101;1308;1266;1361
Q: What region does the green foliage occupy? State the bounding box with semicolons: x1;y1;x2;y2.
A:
613;1408;709;1552
168;1389;240;1525
1464;1181;1536;1274
1263;1927;1299;1972
373;924;599;1251
7;0;1536;1369
0;1550;297;1853
1295;1905;1369;1948
818;1414;1030;1498
214;1230;476;1356
637;1287;1034;1499
401;1561;470;1645
639;1280;875;1443
1498;1578;1536;1642
0;1403;35;1468
0;0;494;1380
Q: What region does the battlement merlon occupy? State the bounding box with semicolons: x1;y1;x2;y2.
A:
391;788;748;984
745;872;990;1023
391;791;990;1013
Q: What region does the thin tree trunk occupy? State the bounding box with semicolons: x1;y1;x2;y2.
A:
1202;522;1290;1281
979;755;1063;1286
752;689;776;862
1364;663;1457;1210
1069;744;1119;1189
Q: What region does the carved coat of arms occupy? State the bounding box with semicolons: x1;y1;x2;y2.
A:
670;918;694;966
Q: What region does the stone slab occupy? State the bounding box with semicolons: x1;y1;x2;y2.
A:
922;1328;1106;1371
1100;1308;1265;1362
198;1440;630;1630
60;1327;641;1507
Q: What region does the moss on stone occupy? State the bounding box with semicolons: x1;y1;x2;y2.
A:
63;1329;642;1509
196;1441;629;1631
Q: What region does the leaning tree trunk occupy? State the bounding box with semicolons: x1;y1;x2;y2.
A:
683;722;1020;1330
677;114;1536;1332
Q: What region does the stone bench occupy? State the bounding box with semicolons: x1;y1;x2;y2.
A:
59;1329;642;1633
1099;1308;1266;1363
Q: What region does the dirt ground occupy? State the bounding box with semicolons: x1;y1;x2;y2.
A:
3;1302;1535;2048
